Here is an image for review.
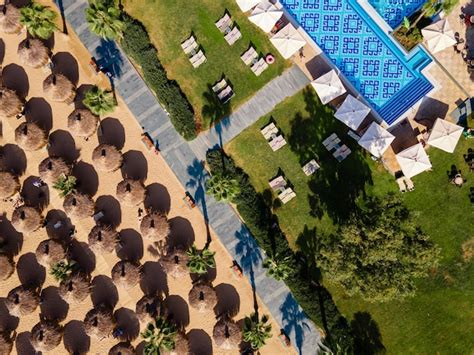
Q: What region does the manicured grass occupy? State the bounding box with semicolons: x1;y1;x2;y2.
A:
226;87;474;354
123;0;288;130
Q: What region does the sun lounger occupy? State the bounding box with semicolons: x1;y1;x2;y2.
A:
322;133;338;147
279;188;296;204
269;175;286;191
404;177;415;191
302;159;320;176
215;13;231;33
191;52;207;68
212;79;228;93
270;135;287;151
396;177;406;193
334;145;351;161
181;36;196;52
225;27;242;45
241;47;258;66
217;86;232;101
261;122;278;140
251;58;269;76
347;130;361;141
326;137;341;151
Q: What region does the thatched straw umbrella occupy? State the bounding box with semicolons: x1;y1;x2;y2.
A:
68;109;99;138
162;331;189;355
135;294;161;325
0;171;20;199
0;255;15;281
92;144;123;172
140;212;169;242
15;122;47;151
18;38;49;68
159;248;189;278
0;332;14;355
0;4;21;34
109;342;135;355
84;306;115;339
188;283;217;313
116;179;145;207
213;316;242;350
43;74;76;104
111;260;141;289
5;285;40;317
88;225;119;253
0;87;23;117
38;156;71;185
59;272;90;304
12;205;42;233
30;321;63;352
35;239;66;267
63;192;94;220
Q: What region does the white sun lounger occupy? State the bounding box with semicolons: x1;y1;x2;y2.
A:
270;135;287;151
181;36;196;51
326;137;341;151
212;79;228;93
322;133;338;147
279;188;296;204
191;52;207;68
251;58;269;76
241;47;258;66
269;175;286;191
261;122;278;140
216;13;231;33
302;159;320;176
404;177;415;191
225;27;242;45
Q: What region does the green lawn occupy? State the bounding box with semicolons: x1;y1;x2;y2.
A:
123;0;288;131
226;87;474;354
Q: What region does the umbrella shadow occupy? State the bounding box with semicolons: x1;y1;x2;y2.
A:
121;150;148;181
90;275;119;309
52;52;79;86
15;331;35;355
0;39;4;64
2;64;29;98
139;261;169;297
188;329;213;355
0;144;27;175
144;183;171;215
69;239;96;274
0;214;23;257
0;298;19;332
168;217;195;250
21;176;49;210
351;312;385;355
25;97;53;134
94;195;122;228
47;130;80;164
63;320;90;355
72;161;99;196
44;209;75;243
117;229;144;262
114;307;140;341
39;286;69;322
163;295;190;331
16;252;45;289
98;117;125;150
214;283;240;318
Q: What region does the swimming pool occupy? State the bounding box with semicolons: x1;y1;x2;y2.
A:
368;0;426;28
279;0;433;125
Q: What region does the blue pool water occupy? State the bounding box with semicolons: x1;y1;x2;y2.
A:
368;0;426;28
280;0;433;125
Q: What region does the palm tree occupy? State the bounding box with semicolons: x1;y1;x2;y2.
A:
205;174;240;203
141;317;177;354
409;0;454;30
83;86;116;116
85;0;124;40
52;175;77;197
20;2;58;40
50;260;76;282
243;313;272;351
262;254;293;281
186;245;216;274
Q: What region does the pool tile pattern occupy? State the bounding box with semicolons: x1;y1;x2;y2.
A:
368;0;426;28
280;0;433;124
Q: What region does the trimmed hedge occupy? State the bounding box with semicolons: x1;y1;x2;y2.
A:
120;14;197;140
206;149;354;352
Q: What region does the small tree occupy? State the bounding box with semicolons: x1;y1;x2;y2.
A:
50;260;76;282
205;174;240;203
141;317;177;354
83;86;117;116
52;175;77;197
186;245;216;274
20;2;58;40
85;0;124;40
243;313;272;350
263;254;293;281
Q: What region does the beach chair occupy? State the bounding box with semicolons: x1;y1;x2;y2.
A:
218;86;234;104
405;177;415;191
225;27;242;45
192;52;207;68
302;159;320;176
215;13;231;33
189;50;204;66
270;135;287;151
279;188;296;204
269;176;286;191
212;78;227;93
261;122;277;140
322;133;338;147
396;178;406;193
326;137;341;151
251;58;269;76
347;130;361;141
241;47;258;66
182;36;198;55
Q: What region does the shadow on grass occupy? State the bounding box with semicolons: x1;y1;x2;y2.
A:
288;88;373;223
351;312;385;355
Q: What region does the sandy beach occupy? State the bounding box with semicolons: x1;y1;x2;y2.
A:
0;3;294;354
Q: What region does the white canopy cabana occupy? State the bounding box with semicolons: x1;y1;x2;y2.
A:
334;95;371;130
270;23;306;59
358;122;395;158
311;70;346;104
249;0;283;33
236;0;261;12
421;18;456;53
427;118;464;153
396;143;432;178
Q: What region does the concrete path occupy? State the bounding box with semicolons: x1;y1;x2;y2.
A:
55;1;322;353
189;65;310;160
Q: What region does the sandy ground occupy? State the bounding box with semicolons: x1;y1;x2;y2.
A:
0;9;293;355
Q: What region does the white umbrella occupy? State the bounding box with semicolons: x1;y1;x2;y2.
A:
270;23;306;59
421;19;456;53
248;0;283;33
427;118;464;153
334;95;370;130
358;122;395;158
236;0;260;12
396;143;432;178
311;70;346;104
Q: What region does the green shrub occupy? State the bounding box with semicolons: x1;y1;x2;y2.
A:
120;14;196;140
206;149;354;352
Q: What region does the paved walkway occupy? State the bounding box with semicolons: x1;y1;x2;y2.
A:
189;65;310;160
56;1;322;353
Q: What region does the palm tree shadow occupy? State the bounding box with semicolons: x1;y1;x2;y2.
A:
95;39;124;79
279;293;312;355
56;0;68;34
202;83;232;148
350;312;385;355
